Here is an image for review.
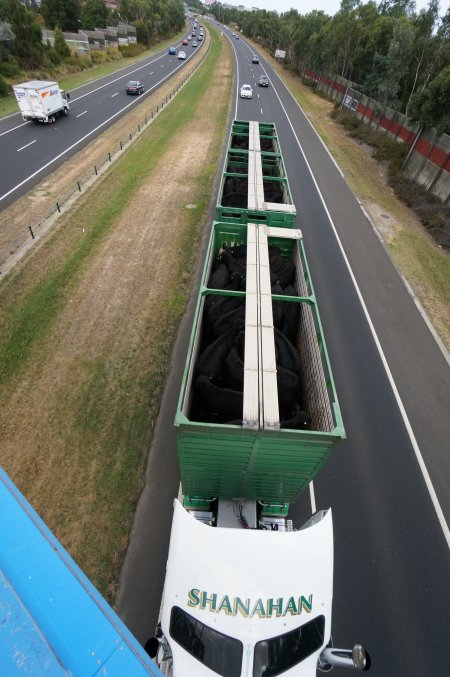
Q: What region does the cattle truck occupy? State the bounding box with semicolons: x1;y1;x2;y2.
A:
13;80;70;123
147;122;371;675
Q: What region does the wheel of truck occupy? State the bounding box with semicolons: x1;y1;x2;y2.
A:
63;107;68;116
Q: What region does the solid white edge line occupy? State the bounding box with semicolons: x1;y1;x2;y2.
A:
267;77;450;549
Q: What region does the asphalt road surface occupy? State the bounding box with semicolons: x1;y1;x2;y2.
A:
0;24;203;211
118;24;450;676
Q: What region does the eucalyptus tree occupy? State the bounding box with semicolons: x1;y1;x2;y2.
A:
278;9;301;63
81;0;109;31
403;0;441;112
7;0;43;67
317;1;363;79
291;10;331;71
40;0;81;31
408;65;450;133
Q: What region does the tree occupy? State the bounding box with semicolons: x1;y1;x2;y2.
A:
53;24;70;57
378;0;415;18
133;18;150;45
40;0;81;31
81;0;108;30
408;65;450;134
7;0;43;68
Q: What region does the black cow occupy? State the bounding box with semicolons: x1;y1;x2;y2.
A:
280;284;300;341
275;328;300;375
196;328;237;382
194;375;243;423
209;263;229;290
224;345;244;390
277;365;300;419
271;282;284;329
213;304;245;338
280;405;311;430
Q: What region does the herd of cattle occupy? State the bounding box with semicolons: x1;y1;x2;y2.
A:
190;244;312;429
222;172;284;209
221;135;285;209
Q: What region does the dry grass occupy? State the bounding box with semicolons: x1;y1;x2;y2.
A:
0;27;233;597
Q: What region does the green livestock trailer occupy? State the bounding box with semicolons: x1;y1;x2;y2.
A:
175;221;345;506
216;120;296;227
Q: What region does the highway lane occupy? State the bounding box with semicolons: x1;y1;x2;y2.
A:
115;24;450;675
0;27;204;210
230;30;450;675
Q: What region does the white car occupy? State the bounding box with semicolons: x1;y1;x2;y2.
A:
240;84;253;99
178;51;186;60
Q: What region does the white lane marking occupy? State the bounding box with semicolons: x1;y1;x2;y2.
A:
76;111;87;118
309;482;317;514
161;65;164;68
111;92;118;98
0;55;198;204
149;72;154;75
269;77;450;548
0;120;30;138
260;108;263;115
17;139;36;152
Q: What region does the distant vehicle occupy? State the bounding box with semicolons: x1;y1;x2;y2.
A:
198;34;203;41
178;50;187;60
236;35;240;39
182;38;188;45
192;41;198;47
168;46;176;55
258;75;269;87
240;84;253;99
232;32;236;36
13;80;70;123
126;80;144;95
252;55;259;64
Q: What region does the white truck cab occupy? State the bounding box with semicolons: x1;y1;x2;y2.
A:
148;501;370;676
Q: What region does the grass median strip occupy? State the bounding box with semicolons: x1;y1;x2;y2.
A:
0;26;232;597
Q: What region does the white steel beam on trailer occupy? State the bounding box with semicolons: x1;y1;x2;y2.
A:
243;224;280;430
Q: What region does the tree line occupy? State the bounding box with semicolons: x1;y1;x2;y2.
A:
0;0;185;83
211;0;450;134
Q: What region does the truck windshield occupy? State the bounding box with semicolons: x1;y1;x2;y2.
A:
170;606;243;677
253;615;325;677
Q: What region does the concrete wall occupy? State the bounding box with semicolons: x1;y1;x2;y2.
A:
301;67;450;204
